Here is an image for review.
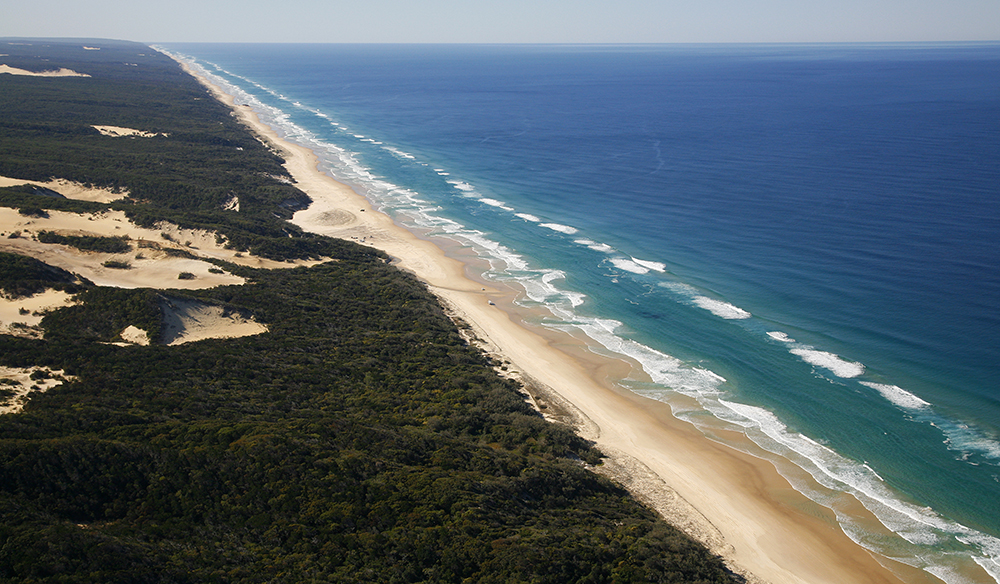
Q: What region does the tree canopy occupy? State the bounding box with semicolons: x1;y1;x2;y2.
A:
0;38;738;583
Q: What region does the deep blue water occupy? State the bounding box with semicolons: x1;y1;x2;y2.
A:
162;43;1000;582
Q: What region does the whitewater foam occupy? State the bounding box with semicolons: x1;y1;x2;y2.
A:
383;146;416;159
448;180;476;192
540;223;578;235
610;258;652;274
716;397;1000;576
551;316;727;398
790;348;865;378
574;239;615;253
943;425;1000;463
857;383;1000;465
692;296;752;319
479;198;514;211
861;382;931;410
659;282;752;320
661;282;698;295
632;258;667;273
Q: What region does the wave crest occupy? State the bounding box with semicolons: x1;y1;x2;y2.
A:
692;296;752;319
540;223;578;235
790;348;865;378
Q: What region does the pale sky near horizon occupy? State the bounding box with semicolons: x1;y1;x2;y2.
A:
1;0;999;44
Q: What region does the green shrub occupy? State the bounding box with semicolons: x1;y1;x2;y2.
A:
102;260;131;269
17;207;48;218
38;231;131;254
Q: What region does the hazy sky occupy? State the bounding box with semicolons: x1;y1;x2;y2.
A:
2;0;999;43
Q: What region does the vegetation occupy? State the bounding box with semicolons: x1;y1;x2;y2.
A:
101;260;131;269
0;40;336;262
0;252;86;298
39;286;163;342
16;206;48;218
0;39;738;583
0;184;109;215
37;231;131;253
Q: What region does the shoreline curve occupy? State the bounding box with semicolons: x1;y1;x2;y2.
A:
171;53;914;584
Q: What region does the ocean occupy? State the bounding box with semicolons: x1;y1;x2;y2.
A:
160;43;1000;583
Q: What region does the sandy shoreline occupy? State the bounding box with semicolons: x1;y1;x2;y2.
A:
177;58;917;584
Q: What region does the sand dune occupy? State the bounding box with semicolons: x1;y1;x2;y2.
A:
92;125;167;138
0;366;73;415
0;207;330;290
118;324;150;345
0;175;127;203
0;64;89;77
0;289;77;339
160;297;267;346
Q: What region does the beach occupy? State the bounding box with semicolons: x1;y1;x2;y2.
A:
176;60;922;584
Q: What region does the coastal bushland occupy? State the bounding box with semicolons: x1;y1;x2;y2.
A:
0;39;738;583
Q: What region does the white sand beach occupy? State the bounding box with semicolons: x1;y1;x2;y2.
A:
177;60;919;584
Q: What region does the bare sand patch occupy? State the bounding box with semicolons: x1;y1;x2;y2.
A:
0;366;74;415
119;324;150;345
0;288;77;338
160;297;267;345
92;125;167;138
0;64;89;78
0;175;128;203
221;194;240;211
0;207;328;290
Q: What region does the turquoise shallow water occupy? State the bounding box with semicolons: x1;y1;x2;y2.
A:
162;43;1000;582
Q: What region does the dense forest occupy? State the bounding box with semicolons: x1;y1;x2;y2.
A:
0;39;738;582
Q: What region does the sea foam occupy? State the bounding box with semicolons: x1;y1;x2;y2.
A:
660;282;752;320
610;258;652;274
598;256;666;275
447;180;476;192
383;146;416;159
789;348;865;378
540;223;578;235
479;198;514;211
860;382;931;410
692;296;752;319
632;258;667;273
575;239;615;253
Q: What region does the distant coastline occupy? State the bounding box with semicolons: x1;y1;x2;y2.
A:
167;51;914;584
0;39;741;582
